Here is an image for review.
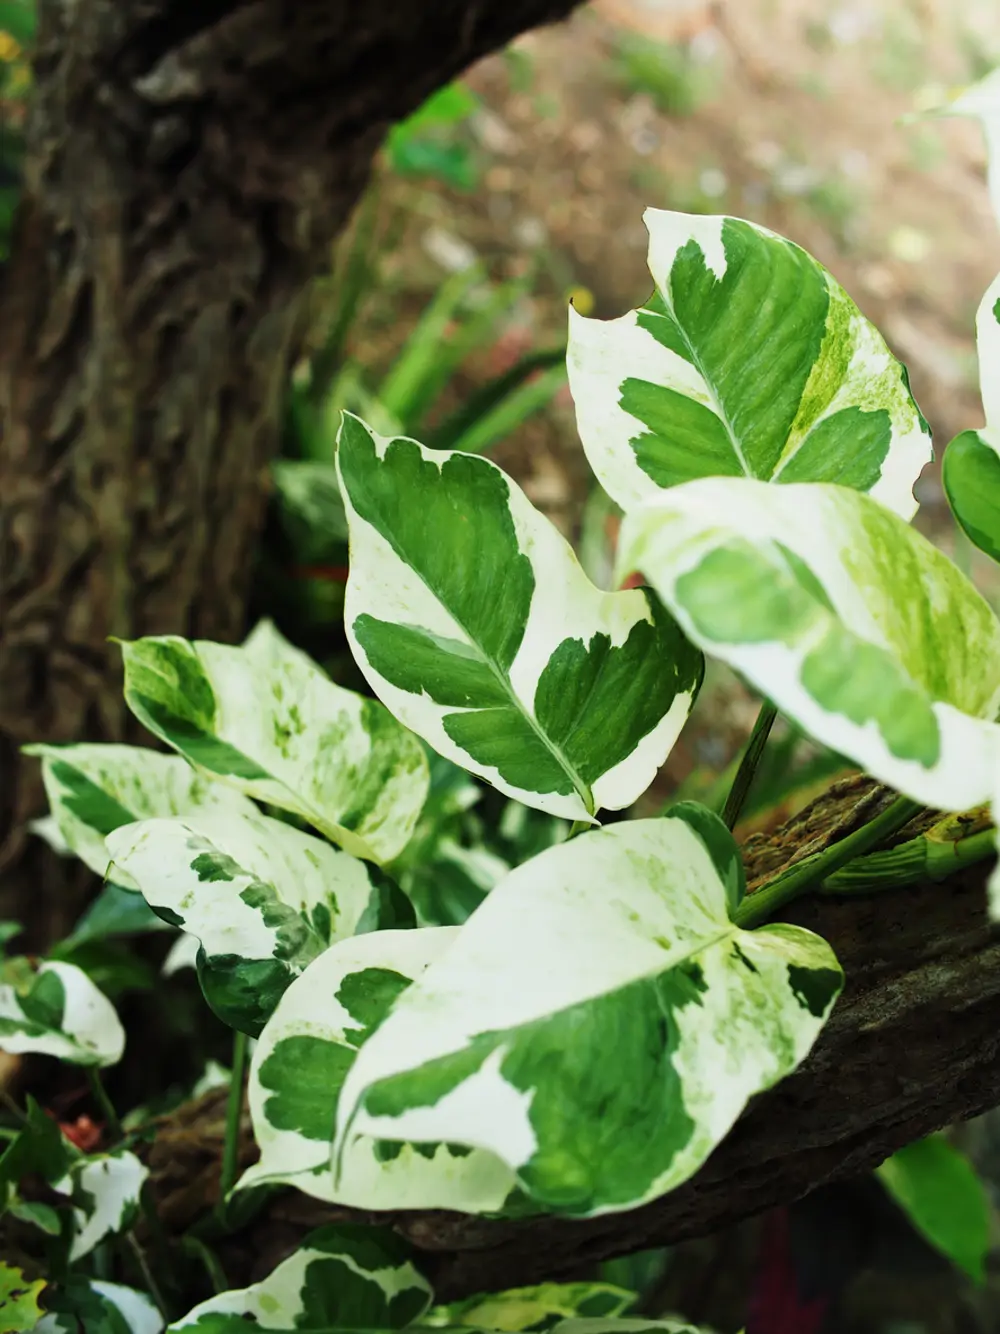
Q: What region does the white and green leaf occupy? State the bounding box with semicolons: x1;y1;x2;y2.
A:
619;478;1000;811
334;815;841;1218
943;272;1000;565
119;619;429;864
170;1224;433;1333
22;743;257;887
240;927;515;1212
421;1282;636;1331
336;413;703;823
0;960;124;1067
567;209;931;518
105;810;405;1037
35;1279;163;1334
54;1149;148;1261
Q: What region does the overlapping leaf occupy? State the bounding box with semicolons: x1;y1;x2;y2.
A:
0;960;124;1067
23;742;257;886
619;478;1000;811
567;209;931;517
118;620;428;864
35;1279;163;1334
170;1225;433;1333
421;1282;635;1331
943;272;1000;565
105;810;408;1037
336;414;703;823
240;928;515;1211
334;815;841;1218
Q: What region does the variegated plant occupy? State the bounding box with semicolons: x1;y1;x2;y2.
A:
336;413;703;824
14;186;1000;1331
567;209;932;518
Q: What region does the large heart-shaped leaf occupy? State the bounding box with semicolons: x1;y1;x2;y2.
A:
334;815;841;1218
619;478;1000;811
23;743;257;886
105;811;408;1037
239;927;515;1211
0;960;124;1067
943;272;1000;565
568;210;931;518
118;620;428;864
170;1225;433;1333
336;414;703;823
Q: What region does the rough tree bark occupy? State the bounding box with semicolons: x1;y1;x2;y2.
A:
0;0;585;938
142;777;1000;1297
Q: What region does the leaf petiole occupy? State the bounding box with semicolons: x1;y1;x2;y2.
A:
721;699;778;831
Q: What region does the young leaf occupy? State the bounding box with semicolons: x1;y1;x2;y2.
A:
943;272;1000;564
421;1282;636;1331
0;960;125;1067
119;619;429;864
336;414;703;822
876;1134;991;1283
334;817;841;1218
0;1263;45;1334
169;1224;433;1332
619;478;1000;811
240;927;515;1211
567;209;931;518
22;743;258;886
105;810;403;1037
54;1149;148;1261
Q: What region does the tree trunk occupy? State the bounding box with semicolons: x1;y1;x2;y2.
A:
0;0;584;940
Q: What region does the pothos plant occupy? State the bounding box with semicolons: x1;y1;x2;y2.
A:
7;88;1000;1334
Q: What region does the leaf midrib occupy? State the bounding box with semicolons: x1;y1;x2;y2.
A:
652;274;753;479
361;514;596;816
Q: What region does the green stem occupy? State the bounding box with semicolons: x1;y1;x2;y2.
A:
721;700;778;831
86;1067;124;1143
821;826;996;894
182;1235;229;1295
219;1030;249;1203
567;818;592;839
734;795;923;929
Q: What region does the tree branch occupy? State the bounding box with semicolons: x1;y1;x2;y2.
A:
145;776;1000;1296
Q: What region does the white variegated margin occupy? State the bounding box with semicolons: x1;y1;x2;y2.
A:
334;819;839;1218
619;477;1000;812
339;422;697;823
170;1226;433;1332
0;961;125;1067
35;1283;164;1334
23;743;257;886
239;929;516;1211
106;810;379;969
567;209;931;520
977;271;1000;442
54;1149;148;1261
120;620;429;865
